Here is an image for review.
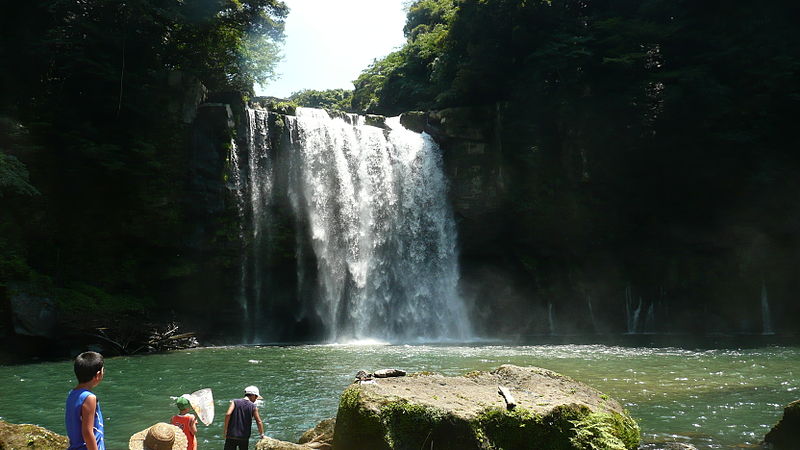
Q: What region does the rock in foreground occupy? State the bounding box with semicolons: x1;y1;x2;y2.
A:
0;420;68;450
764;399;800;449
256;418;335;450
333;364;640;450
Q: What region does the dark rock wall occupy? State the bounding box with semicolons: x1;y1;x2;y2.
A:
404;104;800;337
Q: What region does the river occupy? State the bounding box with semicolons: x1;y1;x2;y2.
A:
0;339;797;449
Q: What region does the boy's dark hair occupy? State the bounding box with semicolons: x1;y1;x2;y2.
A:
74;351;104;383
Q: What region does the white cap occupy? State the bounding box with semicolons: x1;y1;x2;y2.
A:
244;385;263;399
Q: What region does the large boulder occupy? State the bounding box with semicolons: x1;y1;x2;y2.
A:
0;420;68;449
333;364;640;450
764;399;800;449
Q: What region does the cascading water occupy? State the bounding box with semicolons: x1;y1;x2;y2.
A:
237;106;471;342
547;301;556;335
232;108;275;342
625;285;642;334
761;281;774;335
586;295;597;333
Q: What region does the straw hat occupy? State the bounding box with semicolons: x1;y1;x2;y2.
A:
129;422;188;450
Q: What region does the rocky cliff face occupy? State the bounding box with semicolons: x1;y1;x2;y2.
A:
402;103;800;337
184;97;800;341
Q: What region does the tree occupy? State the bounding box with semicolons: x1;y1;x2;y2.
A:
290;89;353;111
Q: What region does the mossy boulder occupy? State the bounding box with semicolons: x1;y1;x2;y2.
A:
364;114;387;129
333;364;639;450
0;420;68;449
764;399;800;449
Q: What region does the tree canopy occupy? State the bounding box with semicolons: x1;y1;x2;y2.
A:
0;0;288;316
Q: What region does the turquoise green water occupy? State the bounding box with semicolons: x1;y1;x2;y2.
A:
0;343;797;449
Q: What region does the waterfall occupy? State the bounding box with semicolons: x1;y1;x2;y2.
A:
239;107;471;342
547;301;556;335
625;286;642;334
761;281;774;335
229;130;248;323
232;108;276;342
644;303;655;333
586;295;597;333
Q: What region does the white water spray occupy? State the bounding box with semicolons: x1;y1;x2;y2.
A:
267;108;472;342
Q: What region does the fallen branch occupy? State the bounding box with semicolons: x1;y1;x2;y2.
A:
498;386;516;410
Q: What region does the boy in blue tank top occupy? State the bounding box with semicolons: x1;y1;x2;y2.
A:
65;351;105;450
223;385;265;450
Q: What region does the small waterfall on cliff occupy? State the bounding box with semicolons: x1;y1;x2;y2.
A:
229;133;250;331
761;281;774;335
232;108;275;342
547;301;556;335
255;107;473;342
586;295;597;333
644;303;655;333
625;286;642;334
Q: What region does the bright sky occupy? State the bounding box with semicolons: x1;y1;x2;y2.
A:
257;0;409;98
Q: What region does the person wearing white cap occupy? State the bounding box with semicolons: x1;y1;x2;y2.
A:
222;385;265;450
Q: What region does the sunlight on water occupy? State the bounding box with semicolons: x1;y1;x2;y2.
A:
325;338;390;346
1;343;797;449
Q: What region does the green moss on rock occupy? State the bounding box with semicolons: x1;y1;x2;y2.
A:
0;421;69;450
333;386;389;450
473;404;631;450
569;409;641;450
380;400;480;449
334;365;641;450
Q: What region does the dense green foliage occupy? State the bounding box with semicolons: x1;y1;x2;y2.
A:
290;88;354;111
352;0;454;114
0;1;287;322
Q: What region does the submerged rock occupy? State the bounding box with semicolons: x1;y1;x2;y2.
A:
256;437;310;450
333;364;640;450
298;417;335;449
0;420;68;450
639;442;698;450
764;399;800;449
255;418;335;450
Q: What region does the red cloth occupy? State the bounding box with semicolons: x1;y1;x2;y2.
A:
170;413;196;449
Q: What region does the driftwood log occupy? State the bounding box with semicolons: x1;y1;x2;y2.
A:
498;385;516;410
354;369;406;383
91;322;198;355
373;369;406;378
